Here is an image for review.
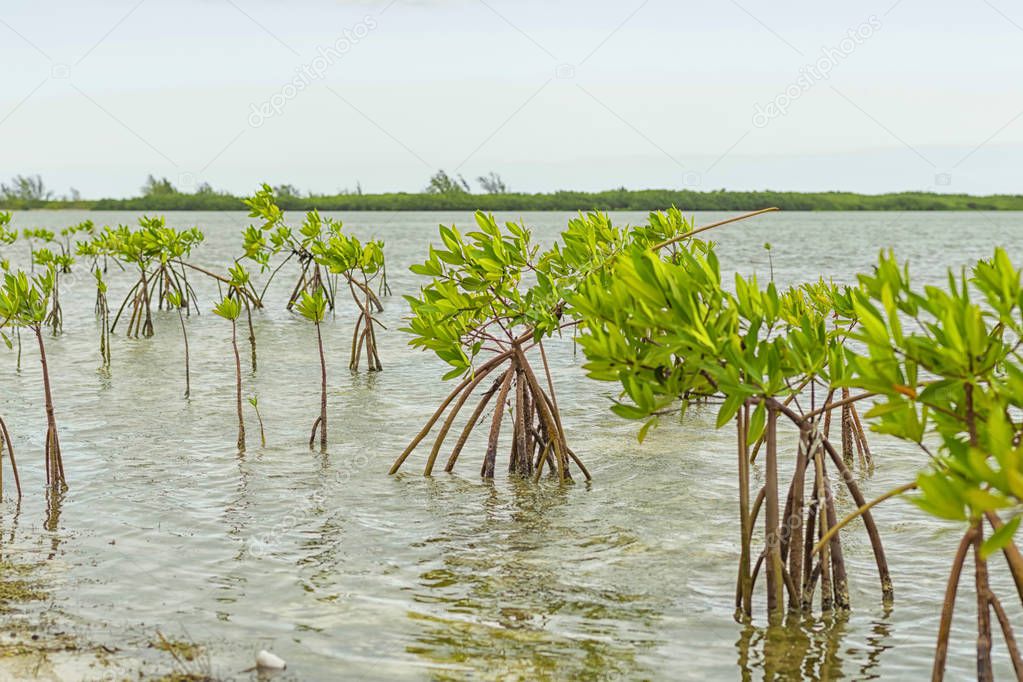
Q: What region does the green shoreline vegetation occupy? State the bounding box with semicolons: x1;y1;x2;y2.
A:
2;172;1022;212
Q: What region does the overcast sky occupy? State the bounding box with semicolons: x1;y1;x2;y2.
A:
2;0;1021;197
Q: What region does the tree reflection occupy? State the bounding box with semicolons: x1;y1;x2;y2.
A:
736;611;893;681
44;486;63;558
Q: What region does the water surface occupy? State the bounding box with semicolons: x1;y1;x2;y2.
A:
1;210;1021;680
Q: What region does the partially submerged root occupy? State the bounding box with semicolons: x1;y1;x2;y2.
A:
288;260;384;373
155;262;200;316
0;416;21;500
35;327;67;491
243;297;257;373
112;268;154;339
309;320;328;450
113;263;199;339
44;422;65;491
736;398;891;624
287;257;334;312
932;515;1023;681
96;282;111;369
229;320;245;452
378;257;393;298
823;387;873;472
390;344;588;482
348;277;383;372
44;272;63;336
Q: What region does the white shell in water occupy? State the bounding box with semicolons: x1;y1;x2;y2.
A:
256;650;287;669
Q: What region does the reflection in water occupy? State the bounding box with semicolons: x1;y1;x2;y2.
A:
857;617;894;680
45;487;64;559
223;444;254;562
407;479;657;680
5;499;21;545
736;611;892;681
295;498;346;605
218;443;263;614
0;499;48;616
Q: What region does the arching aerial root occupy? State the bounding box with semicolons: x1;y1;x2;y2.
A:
389;344;589;483
112;262;200;340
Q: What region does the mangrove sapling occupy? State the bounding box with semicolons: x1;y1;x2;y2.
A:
111;224;157;338
60;219;94;259
0;270;67;490
0;212;16;271
311;232;386;372
214;297;246;451
32;250;72;335
243;186;335;311
167;257;262;335
94;270;111;370
242;184;384;314
248;396;266;447
392;208;726;481
744;285;877;474
21;228;54;274
224;264;259;373
573;224;893;624
56;220;93;277
77;231;118;368
96;218;205;338
150;257;262;371
297;291;329;449
0;216;16;369
378;252;393;297
837;248;1023;679
348;269;384;372
166;290;190;397
153;227;204;316
392;212;600;482
76;235;117;318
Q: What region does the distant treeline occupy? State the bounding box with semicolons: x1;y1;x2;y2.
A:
2;173;1022;211
37;190;1023;212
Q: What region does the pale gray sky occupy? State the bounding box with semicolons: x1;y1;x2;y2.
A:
2;0;1021;197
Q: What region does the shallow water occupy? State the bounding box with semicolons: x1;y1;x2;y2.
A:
0;210;1021;680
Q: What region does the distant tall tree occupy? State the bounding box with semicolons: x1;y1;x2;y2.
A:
141;175;177;197
477;172;507;194
273;184;302;200
425;170;470;194
1;175;53;203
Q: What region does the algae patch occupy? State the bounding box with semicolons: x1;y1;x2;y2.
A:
0;559;47;610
